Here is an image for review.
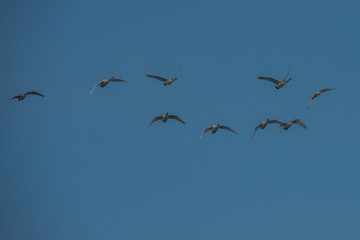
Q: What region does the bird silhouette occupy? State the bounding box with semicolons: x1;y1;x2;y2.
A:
6;91;45;108
89;77;127;95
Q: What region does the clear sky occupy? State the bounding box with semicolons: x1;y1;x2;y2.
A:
1;0;359;239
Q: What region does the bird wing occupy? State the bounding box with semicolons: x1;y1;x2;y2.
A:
26;91;45;97
171;66;182;80
319;87;338;94
307;94;316;110
146;74;167;82
268;120;285;125
268;120;285;132
200;127;213;139
251;124;262;138
110;78;127;82
168;115;186;124
283;70;291;81
258;77;280;84
148;116;163;127
219;125;238;134
5;96;20;108
292;119;307;129
89;82;101;95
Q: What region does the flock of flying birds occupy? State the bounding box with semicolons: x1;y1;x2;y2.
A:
5;68;338;139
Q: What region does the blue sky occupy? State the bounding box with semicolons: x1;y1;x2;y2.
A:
1;0;359;239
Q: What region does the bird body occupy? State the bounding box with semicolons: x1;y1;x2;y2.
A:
162;114;168;123
161;113;170;123
200;123;237;139
210;124;219;133
307;87;338;110
164;79;176;86
275;80;290;89
5;91;45;108
258;70;292;89
99;79;111;87
18;94;26;100
259;119;269;129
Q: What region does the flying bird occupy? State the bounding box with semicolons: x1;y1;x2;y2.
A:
307;87;338;110
252;118;284;138
146;66;182;86
148;113;186;127
200;124;238;139
5;91;45;108
89;77;127;95
258;70;292;89
279;119;307;131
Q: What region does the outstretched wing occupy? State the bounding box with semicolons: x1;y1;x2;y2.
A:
251;124;262;138
319;87;338;94
268;120;285;132
26;91;45;97
89;82;101;95
171;66;182;80
200;127;212;139
307;94;316;110
148;116;163;127
268;120;284;125
258;77;280;84
292;119;307;129
219;125;238;135
168;115;186;124
110;78;127;82
5;96;20;108
146;74;167;82
283;70;291;81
